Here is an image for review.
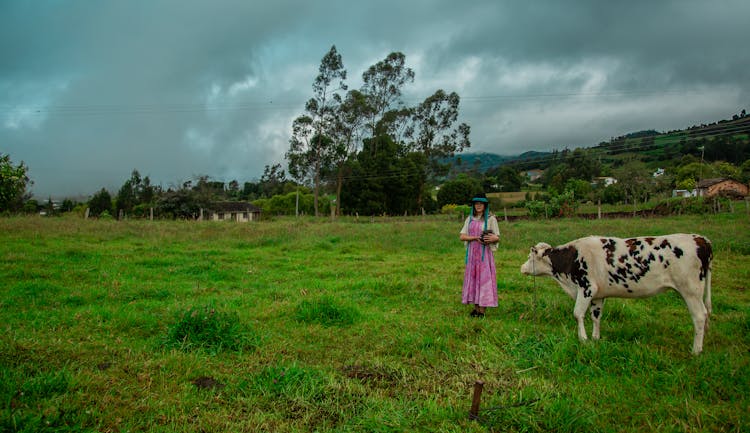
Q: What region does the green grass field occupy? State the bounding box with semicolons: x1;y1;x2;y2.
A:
1;213;749;432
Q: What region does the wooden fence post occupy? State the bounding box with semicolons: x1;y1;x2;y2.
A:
469;380;484;420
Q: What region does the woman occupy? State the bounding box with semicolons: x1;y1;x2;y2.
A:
459;196;500;317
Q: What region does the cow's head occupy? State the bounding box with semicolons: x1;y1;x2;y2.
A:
520;242;553;276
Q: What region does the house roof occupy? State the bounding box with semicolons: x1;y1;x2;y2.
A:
209;201;262;212
696;178;729;188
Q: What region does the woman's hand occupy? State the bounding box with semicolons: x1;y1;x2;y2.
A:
480;232;499;244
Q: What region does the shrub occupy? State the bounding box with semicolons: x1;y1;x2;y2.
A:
525;200;548;218
652;197;719;215
441;204;471;218
525;190;577;218
549;190;577;217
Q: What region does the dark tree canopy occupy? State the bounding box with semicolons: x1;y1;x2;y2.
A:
88;188;113;217
0;153;31;212
437;175;483;208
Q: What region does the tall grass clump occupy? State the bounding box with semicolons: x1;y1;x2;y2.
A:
0;367;84;433
162;305;258;353
245;363;329;401
294;296;359;326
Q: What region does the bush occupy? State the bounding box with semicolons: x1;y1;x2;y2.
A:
652;196;739;216
653;197;711;215
525;200;548;218
132;203;153;218
549;190;577;217
254;191;330;216
525;190;577;218
441;204;471;218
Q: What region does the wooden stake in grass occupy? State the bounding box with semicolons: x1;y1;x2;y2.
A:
469;380;484;420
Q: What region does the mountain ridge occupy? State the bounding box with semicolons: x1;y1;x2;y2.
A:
452;112;750;172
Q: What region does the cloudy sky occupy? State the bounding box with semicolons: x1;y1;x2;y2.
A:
2;1;749;199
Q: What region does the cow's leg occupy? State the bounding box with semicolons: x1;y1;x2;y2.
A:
680;293;708;355
573;291;592;341
589;299;605;340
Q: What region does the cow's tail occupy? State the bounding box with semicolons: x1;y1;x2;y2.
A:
704;265;712;317
704;237;713;318
703;237;713;332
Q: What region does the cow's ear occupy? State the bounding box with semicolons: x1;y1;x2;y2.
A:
537;242;551;251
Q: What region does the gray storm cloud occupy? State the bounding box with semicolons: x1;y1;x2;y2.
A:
2;0;749;198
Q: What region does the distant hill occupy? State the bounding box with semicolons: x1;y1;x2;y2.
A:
449;152;513;172
449;111;749;173
592;114;750;165
447;150;553;173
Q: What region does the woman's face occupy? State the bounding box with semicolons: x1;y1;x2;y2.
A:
473;202;485;214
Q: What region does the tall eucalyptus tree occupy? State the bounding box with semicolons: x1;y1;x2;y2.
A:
407;89;471;207
286;45;347;216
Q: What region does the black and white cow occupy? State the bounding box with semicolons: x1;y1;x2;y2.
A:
520;234;713;354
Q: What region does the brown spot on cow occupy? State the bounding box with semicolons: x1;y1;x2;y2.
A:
694;236;713;281
545;246;578;276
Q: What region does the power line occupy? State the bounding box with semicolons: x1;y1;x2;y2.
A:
0;101;301;117
457;88;709;102
0;88;729;117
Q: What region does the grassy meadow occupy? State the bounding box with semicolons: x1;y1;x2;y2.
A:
1;213;749;432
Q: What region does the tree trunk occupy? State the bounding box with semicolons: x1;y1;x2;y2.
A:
313;172;319;217
313;157;320;217
336;169;343;217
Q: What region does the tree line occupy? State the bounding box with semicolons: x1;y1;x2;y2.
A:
2;54;748;219
79;164;315;219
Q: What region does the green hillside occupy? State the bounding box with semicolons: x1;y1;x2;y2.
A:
455;113;750;172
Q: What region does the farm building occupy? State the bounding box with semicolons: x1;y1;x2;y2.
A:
523;169;544;182
593;176;617;187
672;189;697;198
696;178;749;199
203;201;262;222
